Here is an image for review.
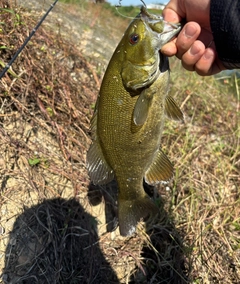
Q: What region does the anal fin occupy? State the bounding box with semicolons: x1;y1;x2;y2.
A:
144;149;173;185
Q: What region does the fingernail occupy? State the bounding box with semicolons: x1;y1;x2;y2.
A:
184;24;197;38
204;48;214;60
189;44;200;56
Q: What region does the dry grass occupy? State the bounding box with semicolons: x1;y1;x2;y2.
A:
0;1;239;283
164;61;240;283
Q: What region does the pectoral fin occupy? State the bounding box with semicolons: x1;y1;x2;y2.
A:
144;149;173;185
133;89;153;126
165;95;184;121
86;137;114;185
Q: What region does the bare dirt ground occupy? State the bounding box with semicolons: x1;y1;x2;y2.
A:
0;0;239;283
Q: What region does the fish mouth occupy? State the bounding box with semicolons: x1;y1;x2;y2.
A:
163;22;181;31
140;6;181;46
140;6;163;21
160;22;181;44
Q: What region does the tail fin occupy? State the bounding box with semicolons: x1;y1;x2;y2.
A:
118;196;159;236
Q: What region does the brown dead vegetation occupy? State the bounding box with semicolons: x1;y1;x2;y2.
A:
0;1;239;283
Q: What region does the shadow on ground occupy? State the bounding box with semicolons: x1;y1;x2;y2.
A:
1;198;119;284
88;181;190;283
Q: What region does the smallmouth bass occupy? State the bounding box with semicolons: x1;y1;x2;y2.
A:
87;7;183;236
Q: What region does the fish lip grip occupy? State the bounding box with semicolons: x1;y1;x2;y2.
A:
140;5;182;36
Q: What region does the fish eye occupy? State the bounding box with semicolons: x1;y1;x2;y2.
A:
129;33;139;45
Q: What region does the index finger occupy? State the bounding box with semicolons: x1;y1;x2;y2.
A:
162;7;182;23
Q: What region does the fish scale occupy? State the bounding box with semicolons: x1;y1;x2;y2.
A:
87;7;183;236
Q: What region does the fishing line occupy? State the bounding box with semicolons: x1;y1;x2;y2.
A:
114;7;135;20
114;2;135;20
117;0;146;7
115;0;147;19
0;0;59;80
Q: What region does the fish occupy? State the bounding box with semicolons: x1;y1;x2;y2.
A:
87;6;183;236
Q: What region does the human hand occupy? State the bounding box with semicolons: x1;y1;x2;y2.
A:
161;0;225;75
